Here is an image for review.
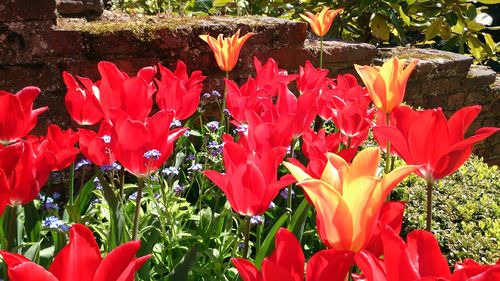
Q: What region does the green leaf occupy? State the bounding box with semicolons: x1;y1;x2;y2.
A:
212;0;233;7
425;18;443;41
255;213;288;268
167;245;199;281
287;198;311;242
23;202;40;242
475;0;500;5
370;14;391;41
73;177;98;215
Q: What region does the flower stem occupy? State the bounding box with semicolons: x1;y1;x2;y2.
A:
384;113;392;175
287;138;297;224
319;36;324;68
426;180;434;232
132;177;145;240
220;71;230;133
68;162;75;205
6;205;18;251
242;216;251;259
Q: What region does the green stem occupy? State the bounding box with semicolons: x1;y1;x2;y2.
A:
242;216;251;259
287;138;297;224
426;180;434;232
220;71;230;133
119;165;125;202
6;205;18;251
132;177;145;240
384;113;392;174
69;162;75;205
320;36;324;68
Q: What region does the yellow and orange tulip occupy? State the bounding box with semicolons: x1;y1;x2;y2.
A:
199;29;254;72
285;147;416;252
354;57;418;114
300;7;343;37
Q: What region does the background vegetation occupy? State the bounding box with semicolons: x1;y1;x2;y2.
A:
110;0;499;68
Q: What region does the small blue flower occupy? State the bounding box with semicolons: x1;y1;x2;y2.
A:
211;90;222;98
206;121;219;132
188;163;203;173
234;123;248;134
170;120;182;128
93;177;102;190
51;172;62;185
280;188;295;200
43;197;59;210
161;166;179;177
223;108;231;117
183;129;191;137
75;158;92;170
101;135;111;144
202;92;211;99
268;201;276;209
286;146;292;155
208;141;220;149
237;242;245;250
52;192;61;199
144;149;161;160
100;162;121;172
42;216;69;232
173;184;185;195
129;192;138;201
250;215;264;225
185;154;196;161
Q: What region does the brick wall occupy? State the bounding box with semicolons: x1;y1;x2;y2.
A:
0;1;498;164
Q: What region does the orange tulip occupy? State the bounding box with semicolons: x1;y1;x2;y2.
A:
354;57;418;114
199;29;254;72
284;147;416;252
300;7;343;37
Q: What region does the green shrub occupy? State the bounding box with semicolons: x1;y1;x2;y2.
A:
393;155;500;265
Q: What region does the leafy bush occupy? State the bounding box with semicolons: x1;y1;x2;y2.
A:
393;155;500;265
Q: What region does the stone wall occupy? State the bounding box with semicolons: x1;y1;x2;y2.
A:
0;1;498;164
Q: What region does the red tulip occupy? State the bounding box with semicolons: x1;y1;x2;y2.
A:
373;105;499;182
452;258;500;281
1;224;150;281
232;228;353;281
0;140;52;206
363;201;405;257
297;61;330;95
204;134;294;216
29;125;80;171
95;61;156;123
62;71;103;125
225;78;274;123
355;226;452;281
111;109;186;177
79;122;115;167
0;168;10;216
253;57;296;95
156;60;206;120
0;87;48;145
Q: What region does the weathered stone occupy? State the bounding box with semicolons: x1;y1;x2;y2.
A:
305;40;377;64
462;64;497;89
57;0;104;17
0;0;56;22
376;47;473;79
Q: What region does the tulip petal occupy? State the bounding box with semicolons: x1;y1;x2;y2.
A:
93;241;148;281
49;224;101;281
347;147;380;182
406;230;452;279
268;228;305;280
354;250;387;281
307;250;353;281
231;258;262;281
381;226;420;281
9;262;59;281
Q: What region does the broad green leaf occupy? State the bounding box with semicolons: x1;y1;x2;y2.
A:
287;198;311;242
425;18;443;41
370;14;391;41
475;0;500;4
255;213;288;268
212;0;233;7
167;245;199;281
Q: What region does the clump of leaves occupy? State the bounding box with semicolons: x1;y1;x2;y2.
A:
394;155;500;265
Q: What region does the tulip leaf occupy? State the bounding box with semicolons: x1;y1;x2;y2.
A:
23;202;41;242
287;198;310;242
96;170;125;248
167;244;199;281
73;176;98;215
255;213;288;269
